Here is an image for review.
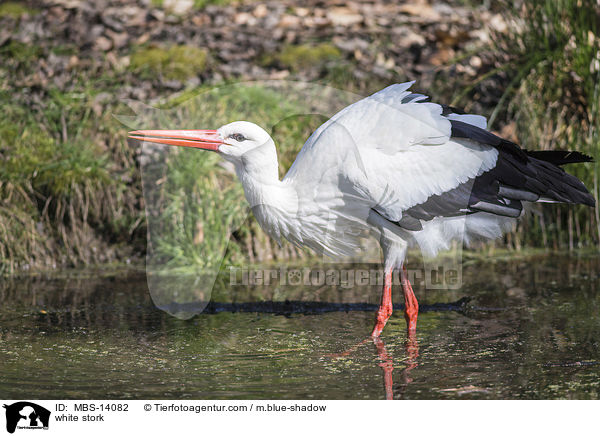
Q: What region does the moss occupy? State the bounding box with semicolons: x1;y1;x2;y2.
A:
263;43;342;71
192;0;237;7
0;2;38;18
129;45;208;81
322;61;400;94
151;0;237;9
51;44;78;56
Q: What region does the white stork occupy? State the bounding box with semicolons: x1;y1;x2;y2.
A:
129;82;595;338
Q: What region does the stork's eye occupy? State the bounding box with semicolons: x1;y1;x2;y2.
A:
229;133;246;142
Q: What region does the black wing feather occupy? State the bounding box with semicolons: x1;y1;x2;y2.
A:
375;118;595;231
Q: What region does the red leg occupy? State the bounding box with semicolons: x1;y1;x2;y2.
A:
371;268;393;337
402;265;419;336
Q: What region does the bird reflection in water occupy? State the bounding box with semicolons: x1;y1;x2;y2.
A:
328;333;419;400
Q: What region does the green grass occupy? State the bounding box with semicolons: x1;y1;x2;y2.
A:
489;0;599;130
0;35;149;272
496;0;600;249
129;45;208;81
0;41;43;69
0;80;143;273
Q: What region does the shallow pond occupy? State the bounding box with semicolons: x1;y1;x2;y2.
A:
1;254;599;399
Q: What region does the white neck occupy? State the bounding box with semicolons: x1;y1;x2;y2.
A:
233;141;298;233
238;140;280;184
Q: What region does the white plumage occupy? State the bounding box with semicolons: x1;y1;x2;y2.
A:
230;82;506;261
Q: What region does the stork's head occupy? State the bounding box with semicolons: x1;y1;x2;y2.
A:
128;121;273;160
217;121;274;160
129;120;280;182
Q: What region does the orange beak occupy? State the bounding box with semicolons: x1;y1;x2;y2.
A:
127;129;223;151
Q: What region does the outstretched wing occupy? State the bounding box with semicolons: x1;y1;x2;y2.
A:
284;82;595;234
284;82;497;220
396;121;595;230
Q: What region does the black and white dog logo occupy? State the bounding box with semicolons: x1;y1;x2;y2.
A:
3;402;50;434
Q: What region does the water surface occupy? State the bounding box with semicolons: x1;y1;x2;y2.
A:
1;255;599;399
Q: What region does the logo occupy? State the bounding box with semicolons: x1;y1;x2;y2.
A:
3;402;50;434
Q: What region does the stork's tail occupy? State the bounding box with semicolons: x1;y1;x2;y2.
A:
524;150;595;207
